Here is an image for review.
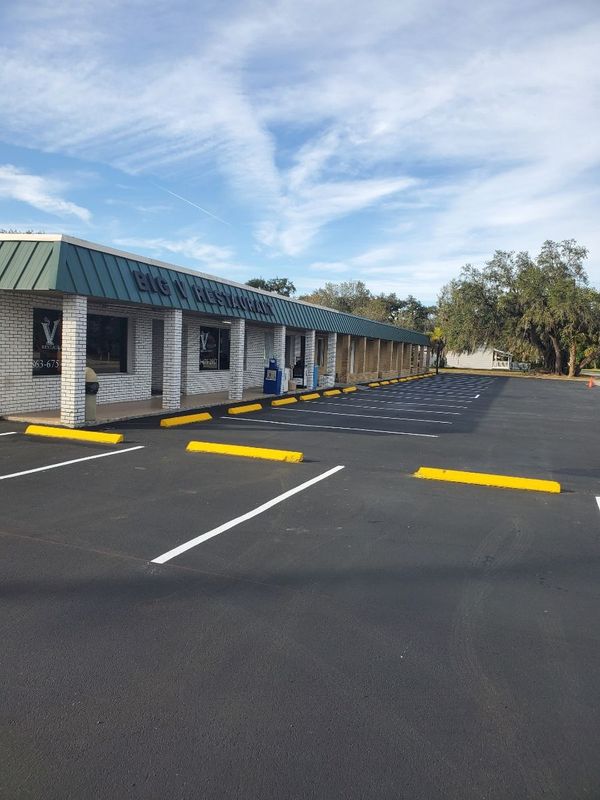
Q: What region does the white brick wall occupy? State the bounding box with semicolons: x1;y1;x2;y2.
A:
181;316;230;395
229;318;245;401
322;331;337;387
1;290;427;417
0;292;155;415
272;325;286;394
244;326;267;388
60;295;87;426
162;309;182;409
304;329;316;390
180;320;269;396
0;292;62;415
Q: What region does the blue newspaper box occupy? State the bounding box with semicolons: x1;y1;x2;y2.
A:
263;358;283;394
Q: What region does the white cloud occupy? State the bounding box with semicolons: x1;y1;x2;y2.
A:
0;164;91;222
259;177;417;256
0;1;599;288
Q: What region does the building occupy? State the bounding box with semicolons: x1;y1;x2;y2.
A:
0;234;430;427
445;347;513;370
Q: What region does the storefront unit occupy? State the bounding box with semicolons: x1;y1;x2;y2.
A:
0;235;430;426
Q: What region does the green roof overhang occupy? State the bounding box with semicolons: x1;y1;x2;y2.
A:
0;235;430;345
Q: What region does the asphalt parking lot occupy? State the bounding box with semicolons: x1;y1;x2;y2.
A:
1;374;599;799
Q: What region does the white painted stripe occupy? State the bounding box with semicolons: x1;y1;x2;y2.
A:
389;391;477;398
475;393;480;398
0;446;145;481
317;401;460;415
0;432;18;437
383;391;473;400
350;398;468;410
225;416;438;438
276;408;452;425
596;497;600;514
152;464;346;564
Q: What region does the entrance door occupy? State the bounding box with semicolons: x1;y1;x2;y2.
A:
151;319;164;395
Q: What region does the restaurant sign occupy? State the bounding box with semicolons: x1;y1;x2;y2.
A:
132;271;275;315
32;308;62;375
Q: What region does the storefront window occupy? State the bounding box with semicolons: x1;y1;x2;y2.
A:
32;308;62;375
200;327;230;370
86;314;128;373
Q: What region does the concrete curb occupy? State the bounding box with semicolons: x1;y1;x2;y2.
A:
186;440;304;463
25;425;124;445
414;466;561;494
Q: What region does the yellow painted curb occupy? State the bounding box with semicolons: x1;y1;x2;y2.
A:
380;380;390;385
368;382;380;387
187;440;303;463
160;412;212;427
25;425;124;445
323;389;342;396
300;393;320;401
272;396;298;406
414;466;561;494
228;403;263;415
342;386;357;393
390;379;399;384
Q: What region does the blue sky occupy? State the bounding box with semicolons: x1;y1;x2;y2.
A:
1;0;599;303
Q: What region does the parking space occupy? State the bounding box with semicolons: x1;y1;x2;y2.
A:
2;374;600;799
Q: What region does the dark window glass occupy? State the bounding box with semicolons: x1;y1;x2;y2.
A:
33;308;62;375
219;329;230;370
199;327;230;370
86;314;128;374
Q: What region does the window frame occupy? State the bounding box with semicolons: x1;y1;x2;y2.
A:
86;313;129;375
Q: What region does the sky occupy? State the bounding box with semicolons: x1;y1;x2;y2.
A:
0;0;599;303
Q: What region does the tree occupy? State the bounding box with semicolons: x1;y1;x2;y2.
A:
429;324;446;375
299;281;372;313
393;295;436;332
438;240;599;376
299;281;435;331
246;277;296;296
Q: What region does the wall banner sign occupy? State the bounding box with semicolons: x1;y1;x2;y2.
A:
132;270;275;316
32;308;62;375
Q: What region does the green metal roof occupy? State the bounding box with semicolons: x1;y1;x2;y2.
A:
0;235;429;345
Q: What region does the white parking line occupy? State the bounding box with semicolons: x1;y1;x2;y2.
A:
276;408;452;425
0;432;18;437
388;391;478;398
0;446;145;481
596;497;600;514
316;401;461;415
151;464;346;564
352;397;469;410
225;416;438;437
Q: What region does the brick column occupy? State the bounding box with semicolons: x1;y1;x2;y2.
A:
273;324;286;394
304;329;316;390
60;295;87;427
162;309;182;410
229;318;245;400
325;331;337;387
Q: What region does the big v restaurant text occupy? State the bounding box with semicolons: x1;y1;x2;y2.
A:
0;235;431;427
